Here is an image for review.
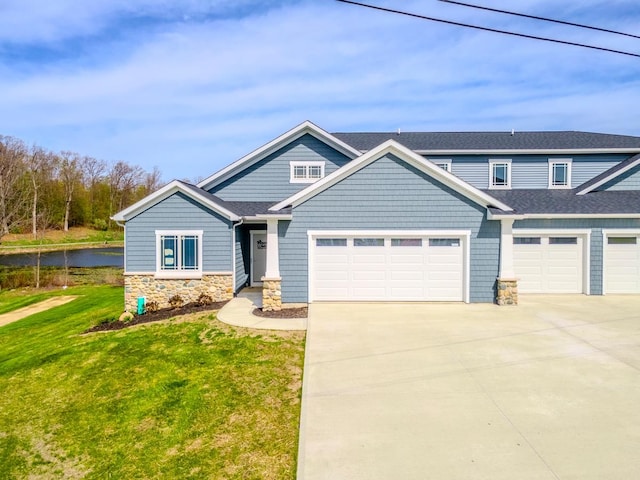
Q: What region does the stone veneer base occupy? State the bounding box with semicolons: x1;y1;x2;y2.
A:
496;278;518;306
124;274;233;312
262;277;282;312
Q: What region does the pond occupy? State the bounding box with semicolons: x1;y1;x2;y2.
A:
0;247;124;268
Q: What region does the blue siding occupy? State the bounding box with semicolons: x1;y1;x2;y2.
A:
126;193;233;272
601;163;640;191
427;154;625;189
513;218;640;295
280;154;500;303
209;134;352;201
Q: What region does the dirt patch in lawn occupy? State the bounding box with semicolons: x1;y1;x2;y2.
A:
252;307;308;319
84;301;229;333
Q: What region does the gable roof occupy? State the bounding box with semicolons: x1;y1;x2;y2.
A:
197;121;362;191
575;153;640;195
333;131;640;153
269;139;513;213
111;180;240;222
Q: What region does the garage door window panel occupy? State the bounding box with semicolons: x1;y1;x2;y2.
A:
354;238;384;247
316;238;347;247
391;238;422;247
608;237;637;245
514;237;541;245
429;238;461;247
549;237;578;245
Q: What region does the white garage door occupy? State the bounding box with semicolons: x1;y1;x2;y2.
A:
513;235;583;293
311;234;465;302
605;235;640;294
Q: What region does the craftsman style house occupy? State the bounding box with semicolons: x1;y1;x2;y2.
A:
113;121;640;311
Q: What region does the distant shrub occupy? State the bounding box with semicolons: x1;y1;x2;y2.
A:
92;218;109;231
146;301;159;313
168;295;184;309
197;293;213;306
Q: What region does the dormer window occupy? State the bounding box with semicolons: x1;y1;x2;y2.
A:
549;159;572;188
290;161;325;183
429;159;452;172
489;160;511;189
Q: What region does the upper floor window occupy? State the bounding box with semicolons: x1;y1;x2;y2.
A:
429;159;451;172
155;230;203;277
290;161;325;184
548;159;572;188
489;160;511;189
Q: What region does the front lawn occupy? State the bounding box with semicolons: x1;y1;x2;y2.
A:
0;286;305;479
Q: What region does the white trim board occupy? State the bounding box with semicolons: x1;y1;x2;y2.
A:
112;180;240;222
197;121;361;191
577;153;640;195
271;140;513;212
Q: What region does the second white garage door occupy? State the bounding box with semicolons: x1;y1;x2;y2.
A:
513;234;584;293
311;233;466;302
604;234;640;294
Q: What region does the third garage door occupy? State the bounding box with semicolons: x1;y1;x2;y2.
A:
604;234;640;294
311;234;465;302
513;234;584;293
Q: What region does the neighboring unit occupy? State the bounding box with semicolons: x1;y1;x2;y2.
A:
112;121;640;311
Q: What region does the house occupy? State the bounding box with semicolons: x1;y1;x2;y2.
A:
112;121;640;311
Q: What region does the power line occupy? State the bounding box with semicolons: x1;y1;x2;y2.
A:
440;0;640;40
336;0;640;59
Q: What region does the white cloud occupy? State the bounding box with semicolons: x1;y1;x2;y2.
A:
0;0;639;181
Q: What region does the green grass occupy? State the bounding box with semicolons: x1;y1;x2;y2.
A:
0;228;124;249
0;286;305;479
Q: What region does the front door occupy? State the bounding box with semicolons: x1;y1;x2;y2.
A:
251;232;267;285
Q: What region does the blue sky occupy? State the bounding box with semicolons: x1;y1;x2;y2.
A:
1;0;639;183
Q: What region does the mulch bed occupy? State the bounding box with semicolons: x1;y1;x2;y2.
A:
252;307;308;319
84;301;229;333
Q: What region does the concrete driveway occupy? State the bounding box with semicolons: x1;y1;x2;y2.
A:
297;296;640;480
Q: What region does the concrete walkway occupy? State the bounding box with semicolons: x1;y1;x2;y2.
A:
0;296;79;328
217;288;306;331
297;296;640;480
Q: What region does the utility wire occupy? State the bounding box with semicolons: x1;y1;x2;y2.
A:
336;0;640;58
440;0;640;40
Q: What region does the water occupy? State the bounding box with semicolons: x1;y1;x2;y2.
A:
0;247;124;268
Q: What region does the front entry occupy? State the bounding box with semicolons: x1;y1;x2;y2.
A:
250;231;267;286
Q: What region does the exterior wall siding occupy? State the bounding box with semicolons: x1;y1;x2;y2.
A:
209;134;352;201
125;192;233;272
426;154;626;189
513;218;640;295
280;154;500;303
600;163;640;191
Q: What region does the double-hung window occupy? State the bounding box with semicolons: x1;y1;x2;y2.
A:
548;159;572;188
290;161;325;183
489;160;511;189
156;230;203;277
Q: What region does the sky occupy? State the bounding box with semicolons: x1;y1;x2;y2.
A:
1;0;640;183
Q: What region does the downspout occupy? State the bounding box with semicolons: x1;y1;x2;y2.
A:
232;218;244;296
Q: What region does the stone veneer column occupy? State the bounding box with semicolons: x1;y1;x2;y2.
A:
496;279;518;306
262;278;282;312
496;218;518;305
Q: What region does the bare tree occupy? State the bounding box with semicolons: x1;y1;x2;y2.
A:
144;166;163;194
107;161;143;226
0;136;28;239
25;145;55;239
58;151;82;231
81;156;106;220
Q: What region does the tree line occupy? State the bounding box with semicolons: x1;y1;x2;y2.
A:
0;135;163;240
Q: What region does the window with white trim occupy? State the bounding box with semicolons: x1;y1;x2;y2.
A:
430;159;451;172
290;161;325;183
156;230;203;275
548;159;572;188
489;160;511;189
